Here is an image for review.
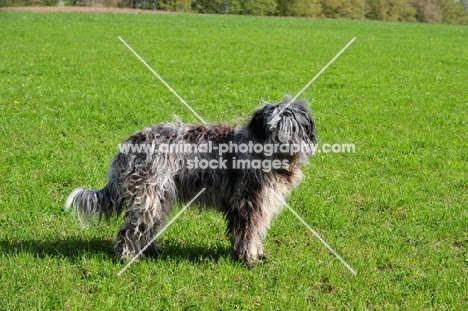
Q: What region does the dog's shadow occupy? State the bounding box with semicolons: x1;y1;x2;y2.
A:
0;237;114;262
0;237;232;264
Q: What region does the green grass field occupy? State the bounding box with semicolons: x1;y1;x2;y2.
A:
1;11;467;310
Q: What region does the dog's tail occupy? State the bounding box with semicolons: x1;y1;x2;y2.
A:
65;183;122;227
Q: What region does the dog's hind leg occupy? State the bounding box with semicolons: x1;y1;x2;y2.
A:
114;185;175;261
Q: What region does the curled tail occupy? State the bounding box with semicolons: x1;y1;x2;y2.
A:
65;184;122;226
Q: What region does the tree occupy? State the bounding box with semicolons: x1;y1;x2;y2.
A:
276;0;320;16
225;0;242;13
156;0;191;11
241;0;277;15
289;0;322;17
193;0;225;13
438;0;468;24
416;0;442;22
321;0;352;18
365;0;416;21
349;0;365;19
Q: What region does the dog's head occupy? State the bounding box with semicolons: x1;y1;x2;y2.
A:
247;96;317;158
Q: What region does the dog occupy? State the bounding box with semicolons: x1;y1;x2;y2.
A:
65;96;316;265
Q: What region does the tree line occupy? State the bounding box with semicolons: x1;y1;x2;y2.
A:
2;0;466;24
130;0;468;24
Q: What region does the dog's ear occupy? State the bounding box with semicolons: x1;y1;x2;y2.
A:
291;101;317;145
248;107;267;142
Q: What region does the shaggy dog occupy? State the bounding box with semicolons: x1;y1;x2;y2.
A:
65;96;316;265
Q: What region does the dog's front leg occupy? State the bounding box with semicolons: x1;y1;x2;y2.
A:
226;200;269;266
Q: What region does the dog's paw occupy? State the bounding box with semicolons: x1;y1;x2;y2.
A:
115;244;163;262
257;253;269;262
233;251;267;267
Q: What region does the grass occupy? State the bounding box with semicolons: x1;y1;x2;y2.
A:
0;11;467;310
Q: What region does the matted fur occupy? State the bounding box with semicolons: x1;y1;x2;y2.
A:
65;96;316;264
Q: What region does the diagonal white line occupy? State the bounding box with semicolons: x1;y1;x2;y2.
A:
269;188;357;275
118;36;207;124
268;37;356;126
117;188;206;276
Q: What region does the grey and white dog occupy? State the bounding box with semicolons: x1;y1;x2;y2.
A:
65;96;316;265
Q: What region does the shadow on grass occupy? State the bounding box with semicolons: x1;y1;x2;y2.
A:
0;237;232;264
0;238;114;262
157;239;232;264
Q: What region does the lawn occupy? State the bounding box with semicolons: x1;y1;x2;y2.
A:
0;11;467;310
